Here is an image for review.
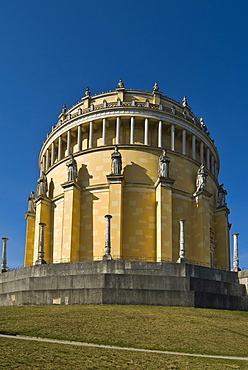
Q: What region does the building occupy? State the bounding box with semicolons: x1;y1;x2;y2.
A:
24;80;230;270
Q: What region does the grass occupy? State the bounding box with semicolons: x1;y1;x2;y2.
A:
0;305;248;369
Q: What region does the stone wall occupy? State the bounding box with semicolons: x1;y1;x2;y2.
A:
0;261;247;310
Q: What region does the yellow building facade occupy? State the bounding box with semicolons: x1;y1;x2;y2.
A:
24;81;230;269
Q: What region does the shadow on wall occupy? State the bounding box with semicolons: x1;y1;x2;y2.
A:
123;162;154;185
49;178;55;198
78;164;93;187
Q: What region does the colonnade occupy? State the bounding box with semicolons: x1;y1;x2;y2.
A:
41;115;219;178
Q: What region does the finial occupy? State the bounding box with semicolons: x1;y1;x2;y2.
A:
153;82;160;92
85;87;91;97
182;96;188;107
117;78;124;88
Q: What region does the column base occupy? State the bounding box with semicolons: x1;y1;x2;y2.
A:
177;257;187;264
35;259;47;265
103;254;112;261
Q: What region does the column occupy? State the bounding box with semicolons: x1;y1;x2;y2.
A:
103;215;112;260
200;142;204;164
77;125;82;151
61;182;81;262
206;148;210;169
1;238;8;272
130;117;135;144
35;223;47;265
211;155;214;174
144;118;149;145
182;129;186;155
42;157;45;172
67;130;71;156
215;163;218;178
102;118;107;146
45;150;49;171
177;219;187;263
192;135;196;160
89;121;93;148
116;117;121;145
51;142;55;166
232;233;240;272
58;136;62;161
158;120;163;148
171;124;175;151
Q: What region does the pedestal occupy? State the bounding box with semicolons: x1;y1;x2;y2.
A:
155;177;175;262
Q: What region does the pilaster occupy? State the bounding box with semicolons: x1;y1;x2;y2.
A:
106;174;124;259
33;196;53;265
24;212;36;266
61;181;81;262
155;177;175;262
214;206;230;269
193;189;212;265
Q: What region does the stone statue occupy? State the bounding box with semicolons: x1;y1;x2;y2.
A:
111;146;122;175
195;164;207;193
66;154;78;182
85;87;90;96
28;191;36;213
182;96;188;107
200;117;207;132
62;104;67;114
217;184;227;207
37;171;48;197
117;78;124;88
153;82;160;92
158;149;170;178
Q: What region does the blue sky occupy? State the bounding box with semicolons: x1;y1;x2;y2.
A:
0;0;248;269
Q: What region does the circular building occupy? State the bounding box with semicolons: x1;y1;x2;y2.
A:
24;80;230;270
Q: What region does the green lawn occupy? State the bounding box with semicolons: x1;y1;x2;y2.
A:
0;305;248;369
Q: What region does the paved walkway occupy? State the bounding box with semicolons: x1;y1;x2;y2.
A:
0;334;248;362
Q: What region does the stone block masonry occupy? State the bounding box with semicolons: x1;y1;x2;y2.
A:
0;261;247;310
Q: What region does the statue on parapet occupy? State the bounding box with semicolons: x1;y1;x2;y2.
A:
195;164;207;193
111;146;122;175
200;117;208;132
27;191;36;213
85;87;90;97
66;154;78;182
217;184;227;208
158;149;171;178
117;78;124;88
62;104;67;114
182;96;188;107
37;171;48;197
153;82;160;92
